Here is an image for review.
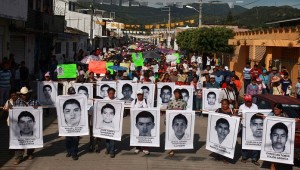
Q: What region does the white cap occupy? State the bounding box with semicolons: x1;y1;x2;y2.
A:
137;89;144;95
224;66;229;70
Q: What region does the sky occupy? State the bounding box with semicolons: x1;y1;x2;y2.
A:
135;0;300;9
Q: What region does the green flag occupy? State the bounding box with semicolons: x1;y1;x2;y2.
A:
57;64;77;78
106;62;114;74
132;52;144;67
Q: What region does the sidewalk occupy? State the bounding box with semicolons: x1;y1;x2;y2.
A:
1;114;300;170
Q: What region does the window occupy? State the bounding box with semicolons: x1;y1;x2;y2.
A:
55;42;61;54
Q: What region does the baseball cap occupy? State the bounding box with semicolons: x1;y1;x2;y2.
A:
244;95;252;102
210;75;215;78
224;66;229;70
137;89;144;95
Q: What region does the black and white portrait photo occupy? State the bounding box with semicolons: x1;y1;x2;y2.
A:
206;113;240;159
157;82;175;109
93;100;124;141
130;108;160;147
96;81;117;98
137;83;155;107
174;85;193;110
202;89;222;113
37;81;58;106
260;116;295;165
165;110;195;150
74;83;94;108
242;110;271;150
117;81;138;106
9;107;43;149
56;95;89;136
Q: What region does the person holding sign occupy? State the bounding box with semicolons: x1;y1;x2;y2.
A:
64;87;80;161
239;95;260;166
103;87;118;158
213;99;237;163
166;89;187;156
13;87;40;165
131;89;151;155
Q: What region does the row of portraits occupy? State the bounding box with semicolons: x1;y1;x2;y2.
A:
37;81;196;110
206;111;295;165
9;98;195;150
9;102;295;165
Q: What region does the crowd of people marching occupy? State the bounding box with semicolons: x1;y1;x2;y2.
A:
0;42;299;170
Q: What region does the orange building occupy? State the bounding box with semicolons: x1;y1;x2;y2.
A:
228;26;300;88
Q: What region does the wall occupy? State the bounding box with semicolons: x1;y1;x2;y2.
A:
0;0;28;21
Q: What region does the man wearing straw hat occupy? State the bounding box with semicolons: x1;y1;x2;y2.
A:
13;86;40;165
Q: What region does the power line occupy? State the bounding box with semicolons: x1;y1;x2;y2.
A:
240;0;263;7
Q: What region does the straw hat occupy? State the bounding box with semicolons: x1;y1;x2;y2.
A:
17;87;32;94
271;76;281;83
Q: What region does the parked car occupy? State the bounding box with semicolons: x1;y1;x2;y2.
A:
252;94;300;160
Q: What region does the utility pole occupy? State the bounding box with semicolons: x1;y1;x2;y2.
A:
162;7;171;48
199;0;202;27
90;0;95;50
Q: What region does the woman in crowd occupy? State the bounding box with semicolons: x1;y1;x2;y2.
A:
214;99;237;164
166;89;187;156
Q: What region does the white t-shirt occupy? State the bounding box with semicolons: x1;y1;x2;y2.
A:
130;99;150;108
238;103;258;115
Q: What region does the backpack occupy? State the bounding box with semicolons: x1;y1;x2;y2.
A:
134;98;147;105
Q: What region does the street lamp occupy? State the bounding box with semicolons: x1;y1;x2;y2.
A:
186;0;202;27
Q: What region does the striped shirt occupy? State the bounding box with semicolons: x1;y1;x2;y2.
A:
0;70;12;88
15;98;40;107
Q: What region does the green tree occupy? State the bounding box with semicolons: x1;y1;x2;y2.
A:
176;27;234;54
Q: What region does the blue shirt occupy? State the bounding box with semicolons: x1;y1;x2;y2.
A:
0;70;12;88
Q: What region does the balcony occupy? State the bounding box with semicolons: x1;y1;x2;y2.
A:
26;10;65;33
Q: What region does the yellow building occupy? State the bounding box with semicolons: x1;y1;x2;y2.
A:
228;26;300;87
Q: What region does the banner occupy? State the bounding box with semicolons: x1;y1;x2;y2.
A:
106;62;114;74
130;108;160;147
37;81;58;107
165;110;195;150
241;110;271;150
132;53;144;67
57;64;77;79
88;61;106;74
93;100;124;141
260;116;295;165
206;113;240;159
56;95;89;136
202;88;222;114
9;107;43;149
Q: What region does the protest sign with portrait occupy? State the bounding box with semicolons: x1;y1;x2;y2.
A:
96;81;117;98
157;82;175;109
37;81;58;107
202;88;222;113
117;80;138;106
137;83;155;107
56;95;89;136
9;107;43;149
174;85;193;110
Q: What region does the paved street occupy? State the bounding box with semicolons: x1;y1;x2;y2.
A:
1;113;300;170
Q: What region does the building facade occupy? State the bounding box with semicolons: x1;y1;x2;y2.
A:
228;26;300;87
